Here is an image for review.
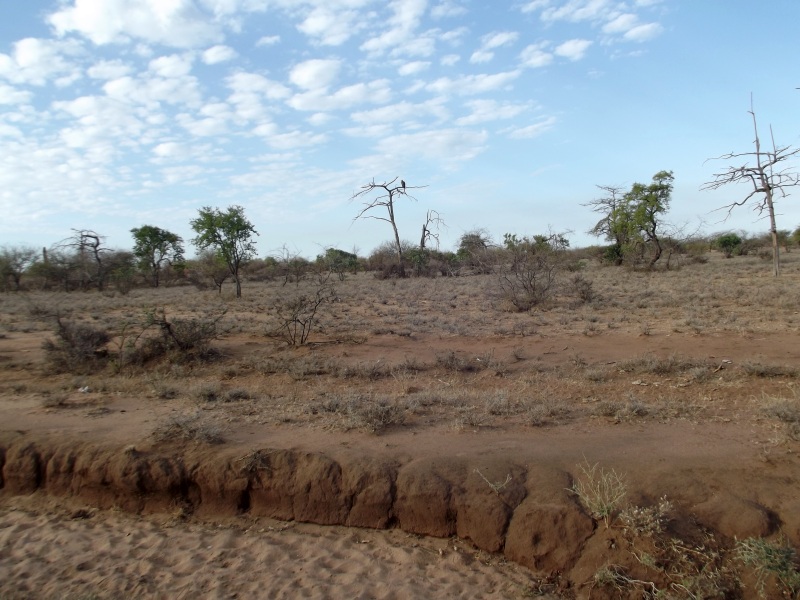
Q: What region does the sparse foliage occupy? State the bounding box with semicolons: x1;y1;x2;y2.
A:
736;537;800;598
703;97;800;276
497;232;569;311
43;316;110;373
268;284;336;346
569;460;627;528
351;177;428;276
0;245;38;291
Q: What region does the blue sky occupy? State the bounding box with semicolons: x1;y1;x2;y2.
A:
1;0;798;259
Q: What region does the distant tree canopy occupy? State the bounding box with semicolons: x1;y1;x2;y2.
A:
190;205;258;298
131;225;184;287
587;170;674;269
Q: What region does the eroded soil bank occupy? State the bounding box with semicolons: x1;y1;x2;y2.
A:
2;420;798;597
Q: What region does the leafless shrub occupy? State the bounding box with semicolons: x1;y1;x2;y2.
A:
42;316;110;374
152;412;225;444
267;284;336;346
741;362;798;378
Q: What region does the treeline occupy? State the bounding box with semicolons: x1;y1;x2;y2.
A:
0;226;792;295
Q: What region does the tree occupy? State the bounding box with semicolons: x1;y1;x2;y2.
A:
56;230;110;290
586;172;674;269
626;170;674;269
0;246;38;291
702;97;800;276
131;225;185;288
351;177;427;276
583;185;628;265
190;205;258;298
715;233;743;258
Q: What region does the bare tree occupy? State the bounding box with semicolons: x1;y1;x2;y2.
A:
419;209;445;251
702;97;800;276
351;177;427;276
583;185;627;265
57;230;109;290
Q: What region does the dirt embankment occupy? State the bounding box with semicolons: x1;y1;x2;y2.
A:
2;425;799;594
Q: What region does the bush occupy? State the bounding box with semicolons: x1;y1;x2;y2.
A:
715;233;742;258
43;317;110;373
497;233;567;311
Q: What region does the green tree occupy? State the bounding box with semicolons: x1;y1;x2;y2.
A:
715;233;742;258
587;171;674;269
131;225;185;288
190;206;258;298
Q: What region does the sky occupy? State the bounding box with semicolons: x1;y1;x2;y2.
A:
1;0;799;259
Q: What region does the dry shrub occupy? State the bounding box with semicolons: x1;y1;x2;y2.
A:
42;317;110;373
151;412;225;444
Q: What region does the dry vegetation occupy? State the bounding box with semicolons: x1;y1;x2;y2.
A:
2;251;799;439
2;250;800;598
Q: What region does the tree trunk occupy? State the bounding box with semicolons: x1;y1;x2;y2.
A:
767;191;780;276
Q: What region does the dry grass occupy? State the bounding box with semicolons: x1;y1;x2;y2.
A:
2;251;800;437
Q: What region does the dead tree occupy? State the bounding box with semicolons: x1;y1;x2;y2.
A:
702;97;800;276
419;209;445;251
351;177;427;276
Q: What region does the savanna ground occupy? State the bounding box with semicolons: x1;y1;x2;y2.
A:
1;251;800;599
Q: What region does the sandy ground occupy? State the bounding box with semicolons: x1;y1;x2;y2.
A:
0;495;552;600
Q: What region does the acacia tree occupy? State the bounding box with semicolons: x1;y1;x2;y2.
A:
351;177;428;276
131;225;184;287
586;172;674;269
702;98;800;276
0;246;38;291
190;205;258;298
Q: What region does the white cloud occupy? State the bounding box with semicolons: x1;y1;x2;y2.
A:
48;0;225;48
554;39;592;61
0;38;83;86
376;128;488;164
297;7;364;46
623;23;663;42
441;54;460;66
470;50;493;64
226;71;290;124
426;71;520;95
470;29;519;63
505;116;556;138
351;99;448;125
256;35;280;47
538;0;613;23
520;43;553;68
87;59;132;80
431;1;467;18
265;130;328;149
288;79;392;111
149;54;194;77
360;0;428;56
455;99;528;125
0;84;33;105
482;31;519;50
289;58;342;90
308;112;332;126
603;13;639;34
398;61;430;75
202;44;237;64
